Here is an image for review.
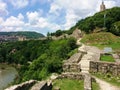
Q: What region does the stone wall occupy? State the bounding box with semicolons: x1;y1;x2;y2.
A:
90;61;120;76
5;80;36;90
58;72;84;80
63;53;82;72
84;74;91;90
5;80;52;90
30;81;52;90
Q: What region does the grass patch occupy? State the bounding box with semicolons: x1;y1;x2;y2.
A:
92;42;120;51
92;73;120;88
52;78;100;90
67;48;78;58
81;32;120;51
92;82;100;90
52;79;84;90
100;54;115;62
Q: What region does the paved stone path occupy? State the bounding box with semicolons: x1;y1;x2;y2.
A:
77;42;120;90
93;76;120;90
78;44;103;73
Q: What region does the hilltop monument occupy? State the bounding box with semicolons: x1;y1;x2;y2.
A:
100;1;106;11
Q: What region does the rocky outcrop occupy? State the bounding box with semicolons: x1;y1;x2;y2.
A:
51;29;82;40
71;28;82;39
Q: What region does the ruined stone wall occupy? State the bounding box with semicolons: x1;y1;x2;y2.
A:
5;80;52;90
58;72;84;80
90;61;120;76
5;80;36;90
63;63;81;72
30;81;52;90
63;52;82;72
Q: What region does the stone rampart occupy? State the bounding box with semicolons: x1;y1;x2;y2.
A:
30;81;52;90
90;61;120;76
5;80;36;90
5;80;52;90
84;74;91;90
58;72;84;80
63;53;82;72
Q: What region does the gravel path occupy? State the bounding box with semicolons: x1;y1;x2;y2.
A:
93;76;120;90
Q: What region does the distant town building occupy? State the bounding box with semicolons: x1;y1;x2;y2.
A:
18;36;26;41
0;35;26;42
100;1;106;11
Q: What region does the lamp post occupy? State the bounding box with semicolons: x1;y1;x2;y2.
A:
104;13;106;28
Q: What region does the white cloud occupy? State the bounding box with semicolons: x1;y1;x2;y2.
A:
64;10;82;29
26;11;60;30
37;17;60;30
49;0;99;29
18;13;24;20
30;0;51;6
0;0;8;16
0;17;3;24
27;11;39;24
105;1;117;9
49;3;62;16
10;0;29;9
2;16;24;27
0;13;25;32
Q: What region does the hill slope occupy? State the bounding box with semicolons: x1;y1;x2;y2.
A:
0;31;45;39
73;7;120;35
81;32;120;50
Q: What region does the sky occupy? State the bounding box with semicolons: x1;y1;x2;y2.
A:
0;0;120;35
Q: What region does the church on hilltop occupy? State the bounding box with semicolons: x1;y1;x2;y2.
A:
100;1;106;11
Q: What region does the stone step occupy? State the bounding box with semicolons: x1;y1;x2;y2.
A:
30;81;46;90
30;81;52;90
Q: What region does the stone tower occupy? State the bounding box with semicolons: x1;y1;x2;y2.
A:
100;1;106;11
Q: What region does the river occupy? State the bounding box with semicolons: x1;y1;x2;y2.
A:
0;64;18;90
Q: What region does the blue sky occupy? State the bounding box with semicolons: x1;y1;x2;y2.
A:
0;0;120;35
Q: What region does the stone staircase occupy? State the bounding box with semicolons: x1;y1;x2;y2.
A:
63;44;102;73
62;44;103;90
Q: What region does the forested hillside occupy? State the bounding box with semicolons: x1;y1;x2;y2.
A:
75;7;120;35
0;38;77;83
0;31;44;39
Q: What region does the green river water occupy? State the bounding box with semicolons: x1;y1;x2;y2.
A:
0;64;18;90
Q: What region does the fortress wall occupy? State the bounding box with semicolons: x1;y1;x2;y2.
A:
90;61;120;76
5;80;36;90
